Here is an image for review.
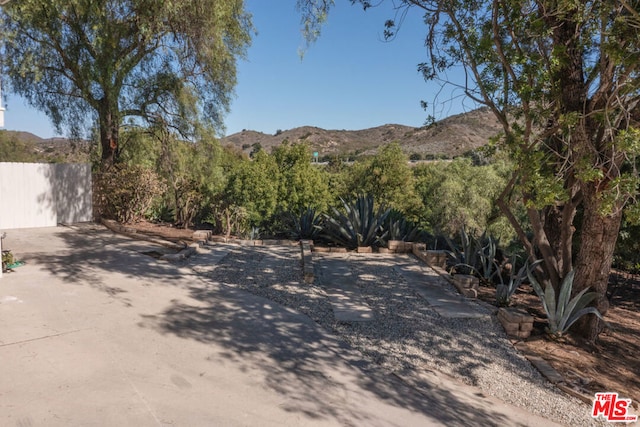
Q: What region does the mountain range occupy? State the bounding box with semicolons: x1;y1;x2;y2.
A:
221;107;502;159
1;107;503;162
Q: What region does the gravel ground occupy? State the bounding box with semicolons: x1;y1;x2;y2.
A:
189;245;605;427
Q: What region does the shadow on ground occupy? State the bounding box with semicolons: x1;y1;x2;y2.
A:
139;247;531;427
10;227;193;307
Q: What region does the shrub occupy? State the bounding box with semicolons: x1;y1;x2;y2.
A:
322;195;390;249
209;203;248;238
475;232;500;282
346;143;423;220
2;249;15;272
94;165;165;224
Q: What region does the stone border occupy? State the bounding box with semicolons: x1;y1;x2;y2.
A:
300;240;314;284
411;244;480;298
407;239;595;404
100;219;213;263
159;244;200;262
208;236;299;247
497;307;534;339
192;230;212;242
101;219;185;250
513;342;594;405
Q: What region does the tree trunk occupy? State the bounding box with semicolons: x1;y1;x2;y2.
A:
572;183;623;341
99;105;120;168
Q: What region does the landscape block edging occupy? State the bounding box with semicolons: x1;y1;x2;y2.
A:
300;240;314;284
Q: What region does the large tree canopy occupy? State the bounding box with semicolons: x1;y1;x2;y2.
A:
299;0;640;340
0;0;252;165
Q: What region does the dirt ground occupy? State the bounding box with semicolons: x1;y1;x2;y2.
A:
476;275;640;410
123;221;640;410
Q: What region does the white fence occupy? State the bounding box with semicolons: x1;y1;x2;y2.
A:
0;162;93;229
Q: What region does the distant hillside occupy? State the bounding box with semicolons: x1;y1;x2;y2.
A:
0;130;91;163
222;108;503;159
2;107;504;163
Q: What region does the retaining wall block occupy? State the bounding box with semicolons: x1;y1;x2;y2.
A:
498;307;534;339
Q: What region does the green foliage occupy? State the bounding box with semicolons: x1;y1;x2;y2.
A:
284;207;324;240
345;143;422;220
414;159;513;241
496;259;540;307
273;142;332;214
475;232;500;282
117;128;161;169
444;227;480;275
297;0;640;339
249;143;263;158
614;128;640;156
117;126;226;228
527;269;605;340
0;131;37;162
1;0;252;164
322;194;390;249
209;204;248;238
94;164;166;224
613;217;640;273
222;150;280;228
2;249;15;272
444;227;505;281
382;209;425;243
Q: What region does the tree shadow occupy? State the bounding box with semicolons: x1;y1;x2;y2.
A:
10;226;188;307
317;255;511;385
140;246;531;426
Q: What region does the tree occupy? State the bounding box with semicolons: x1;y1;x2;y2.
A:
0;0;252;167
299;0;640;340
223;150;281;229
414;158;511;240
0;131;37;162
272;142;332;214
346;142;423;220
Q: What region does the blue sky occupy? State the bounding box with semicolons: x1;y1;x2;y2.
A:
1;0;474;139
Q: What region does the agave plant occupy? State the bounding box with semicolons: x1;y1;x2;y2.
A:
285;207;324;240
382;209;424;244
475;232;500;282
444;227;480;275
321;195;390;249
527;268;605;339
495;258;541;306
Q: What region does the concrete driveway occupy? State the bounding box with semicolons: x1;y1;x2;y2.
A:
0;226;558;426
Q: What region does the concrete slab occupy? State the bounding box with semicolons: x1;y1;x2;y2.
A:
0;227;561;426
0;228;434;426
394;260;490;320
315;255;374;322
188;244;233;275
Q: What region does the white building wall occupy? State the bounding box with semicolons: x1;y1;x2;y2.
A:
0;162;92;229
